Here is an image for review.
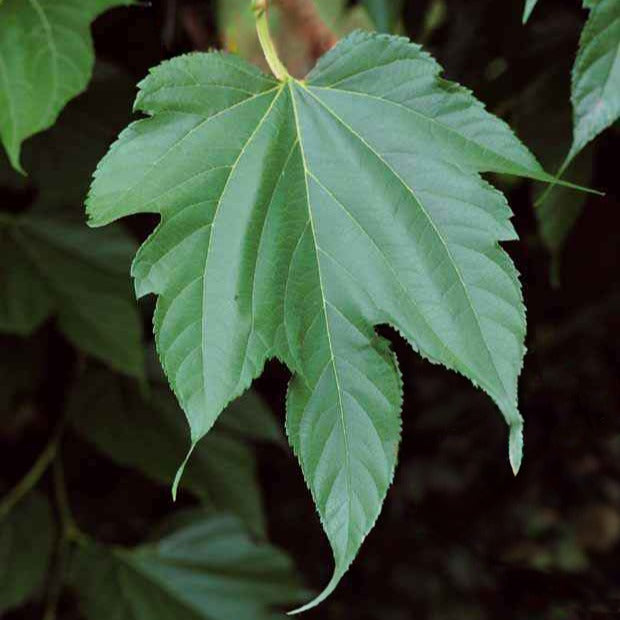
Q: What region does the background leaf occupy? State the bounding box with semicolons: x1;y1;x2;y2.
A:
0;492;54;613
569;0;620;160
69;370;276;535
0;0;133;171
515;69;595;284
69;512;306;620
361;0;403;32
0;212;144;377
523;0;540;24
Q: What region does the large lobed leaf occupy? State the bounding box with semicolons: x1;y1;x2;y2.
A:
69;513;306;620
86;32;569;609
0;0;133;171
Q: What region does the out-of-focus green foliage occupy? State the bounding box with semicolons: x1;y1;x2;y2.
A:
0;212;144;377
515;70;594;285
69;513;306;620
0;0;134;171
69;369;277;535
361;0;403;32
0;493;54;613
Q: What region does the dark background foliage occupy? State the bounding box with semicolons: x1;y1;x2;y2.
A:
1;1;619;619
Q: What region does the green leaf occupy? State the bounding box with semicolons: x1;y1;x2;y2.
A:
69;370;271;535
515;71;594;285
0;0;133;172
23;64;136;210
569;0;620;161
535;147;593;286
69;513;305;620
0;213;143;377
218;388;284;445
361;0;403;32
87;32;568;608
522;0;540;23
0;493;54;613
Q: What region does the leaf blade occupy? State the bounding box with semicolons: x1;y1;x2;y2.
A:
0;0;133;171
570;0;620;161
523;0;540;24
86;33;563;608
0;493;54;613
69;514;305;620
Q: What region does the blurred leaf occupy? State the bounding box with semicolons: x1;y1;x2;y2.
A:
0;213;143;377
0;337;44;439
69;513;306;620
0;0;134;172
419;0;448;44
0;64;136;211
218;389;284;445
69;370;273;535
361;0;403;32
535;148;593;285
569;0;620;161
515;71;594;284
523;0;540;24
0;492;54;613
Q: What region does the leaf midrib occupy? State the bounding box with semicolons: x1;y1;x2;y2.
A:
27;0;59;123
289;79;354;558
0;53;16;155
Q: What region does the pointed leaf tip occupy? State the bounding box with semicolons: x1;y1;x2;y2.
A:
509;422;524;475
172;442;197;501
287;571;342;615
522;0;539;24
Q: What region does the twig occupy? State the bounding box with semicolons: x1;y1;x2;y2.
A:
0;423;62;519
42;458;83;620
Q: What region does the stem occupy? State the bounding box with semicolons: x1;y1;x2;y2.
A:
52;457;79;537
42;459;83;620
252;0;290;81
0;425;62;519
